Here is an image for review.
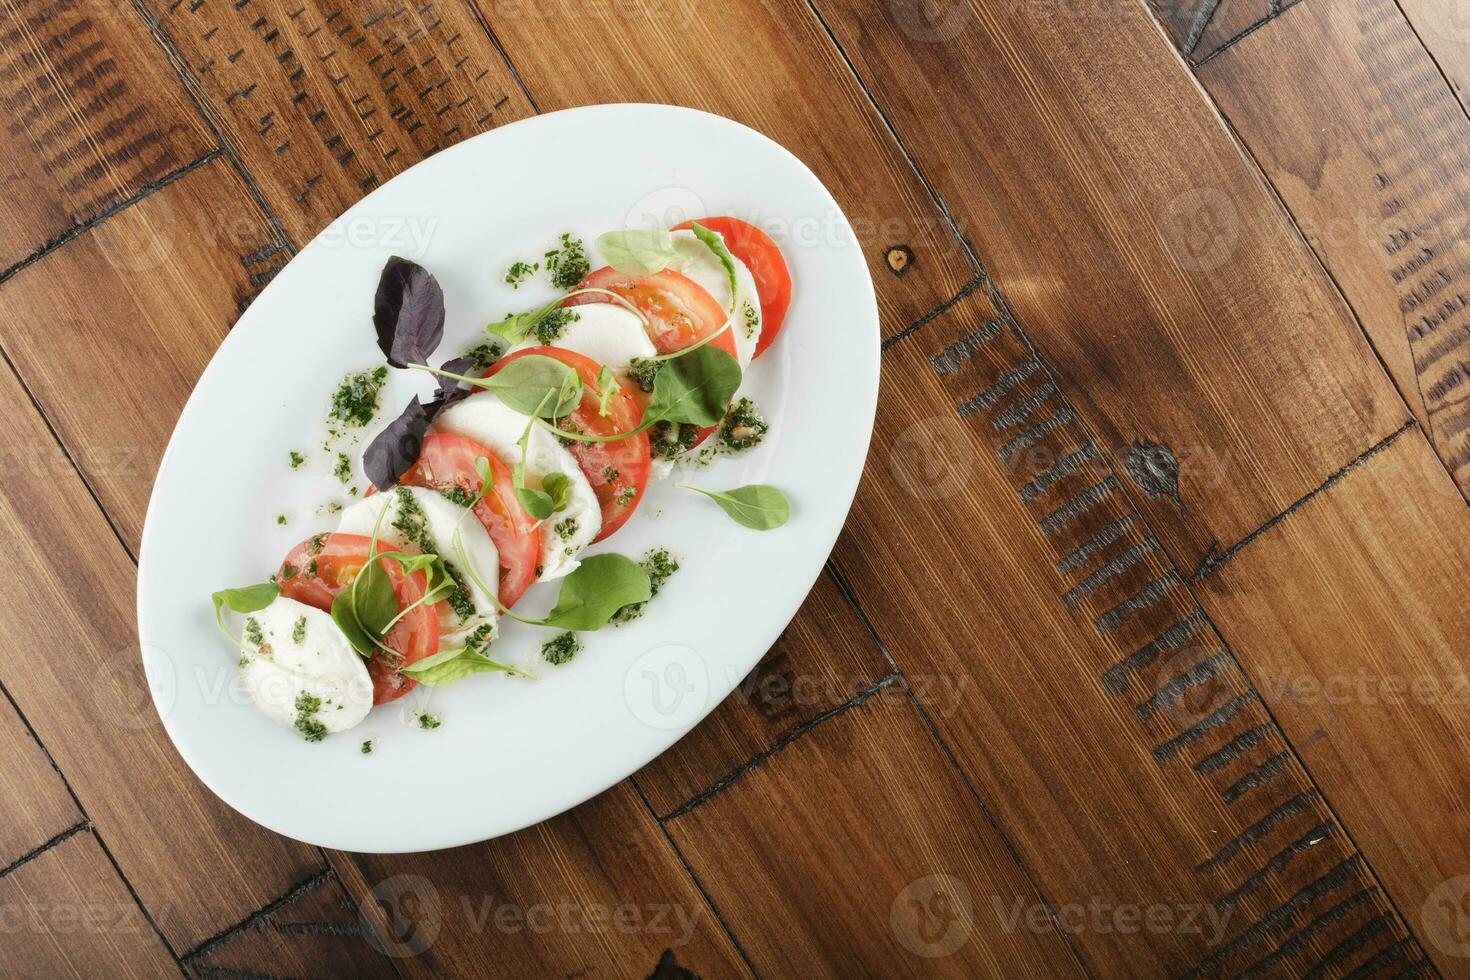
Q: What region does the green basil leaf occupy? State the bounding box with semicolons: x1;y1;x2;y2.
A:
212;583;279;645
594;365;618;418
542;554;652;631
485;355;583;418
402;649;527;686
647;345;742;426
212;583;279;624
542;472;574;512
689;222;738;306
595;229;678;276
354;559;399;634
516;486;554;520
682;484;790;530
330;557;399;657
330;590;376;657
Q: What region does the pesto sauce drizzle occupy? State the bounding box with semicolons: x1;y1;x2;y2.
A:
391;488;475;622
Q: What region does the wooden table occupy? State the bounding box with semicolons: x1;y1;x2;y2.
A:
2;0;1467;975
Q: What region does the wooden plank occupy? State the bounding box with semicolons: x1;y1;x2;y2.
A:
476;0;975;339
0;696;80;872
829;285;1429;974
0;830;178;978
0;0;214;270
138;0;536;246
1195;431;1470;971
1198;0;1470;495
184;872;396;979
664;687;1085;977
813;0;1407;576
338;780;750;978
0;350;325;952
1146;0;1302;65
0;156;288;552
1396;0;1470;112
633;570;891;818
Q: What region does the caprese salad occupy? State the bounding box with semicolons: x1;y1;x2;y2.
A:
212;217;793;743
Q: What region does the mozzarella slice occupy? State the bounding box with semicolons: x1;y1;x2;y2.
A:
514;302;655;382
238;596;372;738
433;392;601;581
667;228;763;367
336;486;500;646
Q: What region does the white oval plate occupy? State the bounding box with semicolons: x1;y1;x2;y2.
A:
137;104;878;852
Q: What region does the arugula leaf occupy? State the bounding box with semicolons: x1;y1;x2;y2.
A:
374;257;445;369
330;556;399;657
594;366;618;418
331;592;376;657
212;583;279;643
515;486;555;520
486;294;563;345
542;554;652;631
681;484;790;530
401;648;530;686
595;229;678;276
542;472;574;512
646;345;742;426
690;223;738;306
429;355;582;419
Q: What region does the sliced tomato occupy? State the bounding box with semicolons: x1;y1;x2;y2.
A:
397;433;541;608
674;216;792;358
488;347;650;540
565;267;737;359
277;533;439;704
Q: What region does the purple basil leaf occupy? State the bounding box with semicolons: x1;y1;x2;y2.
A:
434;354;478;401
364;396;430;490
374;257;445;369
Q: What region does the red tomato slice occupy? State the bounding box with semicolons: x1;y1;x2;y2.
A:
277;533;440;704
674;216;792;358
397;433;541;608
488;347;651;540
565;267;737;359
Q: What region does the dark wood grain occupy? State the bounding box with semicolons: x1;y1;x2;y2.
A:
0;1;1464;975
1396;0;1470;113
183;871;396;979
339;780;750;978
0;156;285;551
1199;0;1470;496
0;697;80;872
1148;0;1304;64
814;0;1407;579
1195;430;1470;970
138;0;535;246
633;569;890;817
0;346;325;953
0;0;214;270
0;830;177;978
830;284;1425;975
664;688;1085;977
476;0;976;340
